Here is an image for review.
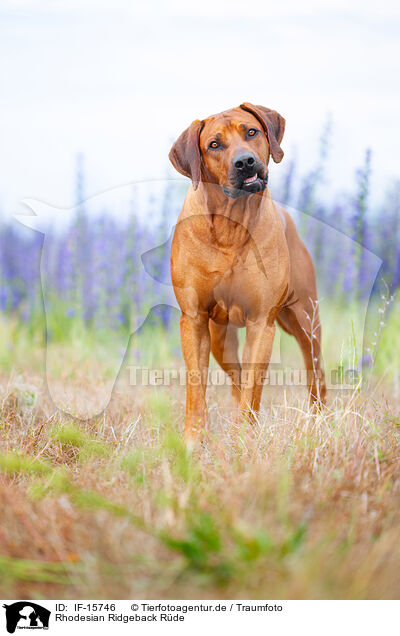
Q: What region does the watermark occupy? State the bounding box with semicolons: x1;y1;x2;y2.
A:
2;603;51;634
127;365;358;389
13;180;381;418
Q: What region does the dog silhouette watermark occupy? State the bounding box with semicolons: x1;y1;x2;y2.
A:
14;180;382;418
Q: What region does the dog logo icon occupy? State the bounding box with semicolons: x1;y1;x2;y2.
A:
2;603;50;634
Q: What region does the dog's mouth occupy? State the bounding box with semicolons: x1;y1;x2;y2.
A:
223;170;268;199
241;172;264;192
243;173;258;185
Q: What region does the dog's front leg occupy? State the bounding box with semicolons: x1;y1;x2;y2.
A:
239;319;276;422
180;311;211;441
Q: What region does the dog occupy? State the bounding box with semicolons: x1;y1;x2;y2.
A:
169;102;326;440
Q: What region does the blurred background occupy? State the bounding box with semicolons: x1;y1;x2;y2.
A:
0;0;400;385
1;0;400;210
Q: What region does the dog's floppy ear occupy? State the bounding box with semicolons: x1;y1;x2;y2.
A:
240;102;285;163
169;120;204;189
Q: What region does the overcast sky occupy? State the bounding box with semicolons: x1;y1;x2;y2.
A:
1;0;400;218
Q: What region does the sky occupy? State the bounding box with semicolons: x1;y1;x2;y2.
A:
1;0;400;219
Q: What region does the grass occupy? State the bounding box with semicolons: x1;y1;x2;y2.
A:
0;302;400;599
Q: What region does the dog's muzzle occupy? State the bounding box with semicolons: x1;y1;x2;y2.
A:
223;152;268;198
223;172;268;199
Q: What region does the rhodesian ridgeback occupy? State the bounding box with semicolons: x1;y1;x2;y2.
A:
169;102;326;439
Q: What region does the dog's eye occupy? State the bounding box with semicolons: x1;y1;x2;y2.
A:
247;128;258;137
209;140;220;149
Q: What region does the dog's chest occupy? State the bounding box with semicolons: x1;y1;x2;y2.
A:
208;253;271;326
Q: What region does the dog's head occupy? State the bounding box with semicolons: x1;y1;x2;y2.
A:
169;103;285;198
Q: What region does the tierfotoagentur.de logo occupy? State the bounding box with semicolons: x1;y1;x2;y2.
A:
2;603;50;634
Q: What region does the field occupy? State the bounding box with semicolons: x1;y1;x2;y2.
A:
1;298;400;600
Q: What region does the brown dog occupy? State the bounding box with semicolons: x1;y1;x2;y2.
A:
169;102;326;439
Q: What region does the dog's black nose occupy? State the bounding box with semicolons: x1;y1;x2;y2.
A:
234;153;256;170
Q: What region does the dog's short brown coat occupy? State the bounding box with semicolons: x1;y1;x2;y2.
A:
169;103;326;439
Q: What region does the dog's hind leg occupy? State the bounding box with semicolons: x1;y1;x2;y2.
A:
277;208;326;405
209;320;241;406
240;320;276;420
277;302;326;405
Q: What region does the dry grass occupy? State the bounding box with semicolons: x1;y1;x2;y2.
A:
1;358;400;600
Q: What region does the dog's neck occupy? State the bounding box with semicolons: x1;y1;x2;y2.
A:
198;182;271;248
